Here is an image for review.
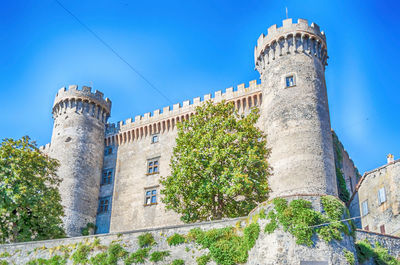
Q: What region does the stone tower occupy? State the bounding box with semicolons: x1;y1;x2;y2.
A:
49;85;111;236
255;18;338;198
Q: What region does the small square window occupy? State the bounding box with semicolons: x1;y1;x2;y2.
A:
286;75;295;87
147;158;159;174
151;134;159;143
145;189;157;205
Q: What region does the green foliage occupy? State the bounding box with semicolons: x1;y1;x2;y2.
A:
243;223;260;249
26;255;67;265
81;223;97;236
71;244;91;264
104;243;128;264
264;196;349;246
196;254;211;265
343;249;355;265
167;233;186;246
0;261;8;265
332;132;350;203
171;259;185;265
0;252;10;258
258;209;266;219
356;239;400;265
149;251;170;262
137;233;156;248
0;136;65;243
124;248;150;264
188;223;260;265
161;101;271;222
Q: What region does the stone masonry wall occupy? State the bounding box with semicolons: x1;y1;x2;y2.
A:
356;230;400;259
105;81;262;233
255;18;337;198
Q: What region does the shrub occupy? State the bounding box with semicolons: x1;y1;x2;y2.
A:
149;251;170;262
124;248;150;264
167;233;186;246
137;233;156;248
343;249;355;265
171;259;185;265
196;254;211;265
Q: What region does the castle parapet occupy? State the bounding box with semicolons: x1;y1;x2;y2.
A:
52;85;111;123
255;18;328;71
105;80;263;144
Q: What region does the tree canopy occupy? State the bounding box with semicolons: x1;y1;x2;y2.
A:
0;136;65;243
160;101;270;223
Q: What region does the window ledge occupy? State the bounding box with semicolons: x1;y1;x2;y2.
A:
144;203;158;207
146;172;160;176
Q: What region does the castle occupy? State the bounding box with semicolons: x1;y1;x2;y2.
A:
3;17;400;265
39;18;362;237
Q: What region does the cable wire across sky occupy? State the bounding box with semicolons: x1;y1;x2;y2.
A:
54;0;174;104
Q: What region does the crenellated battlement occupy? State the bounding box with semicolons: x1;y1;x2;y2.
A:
105;80;263;145
52;85;111;123
254;18;328;71
39;143;51;153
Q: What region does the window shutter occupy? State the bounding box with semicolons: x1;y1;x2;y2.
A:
378;188;386;204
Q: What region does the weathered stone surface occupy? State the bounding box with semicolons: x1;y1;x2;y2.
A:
49;86;111;237
255;18;336;198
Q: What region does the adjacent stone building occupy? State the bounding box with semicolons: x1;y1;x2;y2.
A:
356;154;400;235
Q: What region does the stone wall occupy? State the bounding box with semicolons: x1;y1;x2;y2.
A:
0;199;359;265
356;230;400;259
0;218;240;265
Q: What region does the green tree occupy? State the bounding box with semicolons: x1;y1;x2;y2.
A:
160;101;270;223
0;136;65;243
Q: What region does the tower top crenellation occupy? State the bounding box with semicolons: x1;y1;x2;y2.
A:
254;18;328;70
53;85;112;115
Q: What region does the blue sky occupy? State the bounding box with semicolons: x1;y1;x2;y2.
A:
0;0;398;174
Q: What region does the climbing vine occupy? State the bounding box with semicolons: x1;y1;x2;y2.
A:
332;132;350;203
264;195;350;246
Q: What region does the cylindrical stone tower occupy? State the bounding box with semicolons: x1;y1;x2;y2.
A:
255;18;337;198
49;85;111;236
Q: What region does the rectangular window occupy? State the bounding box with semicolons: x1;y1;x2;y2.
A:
144;189;157;206
101;169;113;185
286;75;295;87
104;146;113;156
378;187;386;204
361;200;369;216
380;225;386;234
151;134;159;143
98;197;110;214
147;158;159;174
